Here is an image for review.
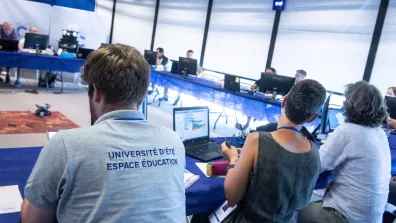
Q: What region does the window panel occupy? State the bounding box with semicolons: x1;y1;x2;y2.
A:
112;0;156;53
204;0;275;80
272;0;380;93
371;0;396;96
154;0;208;61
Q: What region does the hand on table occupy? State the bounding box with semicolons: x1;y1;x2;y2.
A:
221;142;241;163
250;84;257;90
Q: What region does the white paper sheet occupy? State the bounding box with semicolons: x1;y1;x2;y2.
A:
195;163;226;178
208;200;237;223
184;170;200;189
0;185;23;214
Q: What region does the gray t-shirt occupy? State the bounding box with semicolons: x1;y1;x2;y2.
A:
25;110;186;222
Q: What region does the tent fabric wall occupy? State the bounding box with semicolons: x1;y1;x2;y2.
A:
27;0;95;11
0;0;52;39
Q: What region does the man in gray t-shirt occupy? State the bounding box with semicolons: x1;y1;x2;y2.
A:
22;44;186;222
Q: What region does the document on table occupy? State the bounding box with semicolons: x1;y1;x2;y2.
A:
0;185;23;214
184;170;200;189
208;200;237;223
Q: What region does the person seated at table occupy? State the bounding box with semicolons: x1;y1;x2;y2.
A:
250;67;277;90
148;47;168;96
221;79;326;222
387;86;396;96
163;49;205;105
0;21;18;84
235;67;277;131
298;81;391;223
386;87;396;129
18;26;38;52
7;26;40;88
21;44;186;222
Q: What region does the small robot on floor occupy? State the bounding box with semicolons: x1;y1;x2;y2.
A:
35;104;51;118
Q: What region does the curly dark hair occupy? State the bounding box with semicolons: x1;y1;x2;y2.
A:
344;81;387;128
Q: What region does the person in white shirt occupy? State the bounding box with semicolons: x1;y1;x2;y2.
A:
18;26;38;52
298;81;391;223
13;26;39;87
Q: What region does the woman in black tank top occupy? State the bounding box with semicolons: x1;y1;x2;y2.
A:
220;80;326;223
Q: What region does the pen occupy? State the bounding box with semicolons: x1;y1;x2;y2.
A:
224;138;231;149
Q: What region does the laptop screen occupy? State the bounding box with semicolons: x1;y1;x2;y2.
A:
174;107;209;141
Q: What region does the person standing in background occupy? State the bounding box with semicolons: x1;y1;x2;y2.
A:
0;21;18;84
298;81;391;223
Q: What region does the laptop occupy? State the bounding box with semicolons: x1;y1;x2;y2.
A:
0;39;19;52
224;74;240;93
173;106;222;162
77;48;94;59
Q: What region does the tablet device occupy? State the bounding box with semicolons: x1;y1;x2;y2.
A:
47;131;58;140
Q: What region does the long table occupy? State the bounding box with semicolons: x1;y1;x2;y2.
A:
0;51;84;73
2;135;396;222
150;70;322;129
0;52;320;126
0;51;85;93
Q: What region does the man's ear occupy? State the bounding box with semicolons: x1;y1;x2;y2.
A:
281;95;288;108
93;85;103;103
307;113;319;123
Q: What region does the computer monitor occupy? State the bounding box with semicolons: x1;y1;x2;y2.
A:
178;57;197;76
77;48;94;59
24;33;49;50
144;50;157;66
314;93;345;138
386;96;396;119
224;74;240;93
173;106;209;142
171;60;179;73
0;39;19;52
259;72;295;95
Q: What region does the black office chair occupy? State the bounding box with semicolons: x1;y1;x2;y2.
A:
383;177;396;223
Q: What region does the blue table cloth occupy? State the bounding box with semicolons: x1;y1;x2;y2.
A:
3;135;396;222
150;71;322;129
0;51;84;73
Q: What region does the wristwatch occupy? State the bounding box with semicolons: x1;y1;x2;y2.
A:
226;164;236;171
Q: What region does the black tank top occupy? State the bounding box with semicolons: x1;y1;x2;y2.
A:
226;132;320;223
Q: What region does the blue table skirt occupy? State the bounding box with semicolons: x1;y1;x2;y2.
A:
150;70;322;129
3;135;396;221
0;51;84;73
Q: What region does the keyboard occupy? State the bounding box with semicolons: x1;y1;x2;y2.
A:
187;143;220;155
